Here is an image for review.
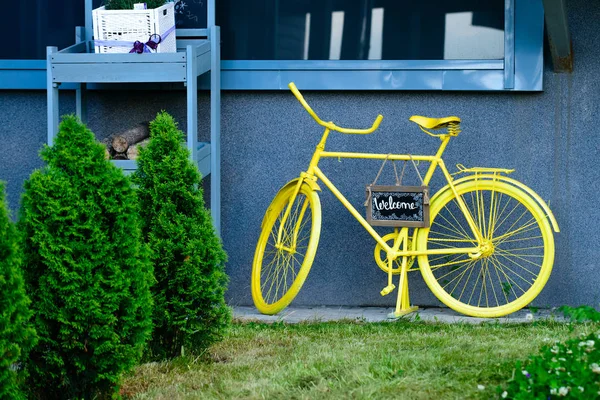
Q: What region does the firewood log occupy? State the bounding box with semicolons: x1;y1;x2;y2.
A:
112;152;128;160
126;138;150;160
101;136;115;160
111;122;150;153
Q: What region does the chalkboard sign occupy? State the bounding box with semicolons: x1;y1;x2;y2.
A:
366;186;430;228
172;0;207;29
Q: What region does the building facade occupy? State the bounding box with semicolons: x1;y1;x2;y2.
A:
0;0;597;309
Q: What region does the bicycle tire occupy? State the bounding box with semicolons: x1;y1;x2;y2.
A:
252;183;321;315
417;180;554;318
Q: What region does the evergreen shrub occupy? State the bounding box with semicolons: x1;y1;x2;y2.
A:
0;182;35;400
19;116;153;399
133;111;230;359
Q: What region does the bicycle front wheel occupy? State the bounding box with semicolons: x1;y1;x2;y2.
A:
252;183;321;315
417;180;554;318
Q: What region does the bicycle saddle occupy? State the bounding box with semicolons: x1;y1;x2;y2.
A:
409;115;461;130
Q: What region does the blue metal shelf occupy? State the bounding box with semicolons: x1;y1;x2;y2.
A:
46;1;222;235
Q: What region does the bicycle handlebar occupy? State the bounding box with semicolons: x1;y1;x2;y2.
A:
288;82;383;134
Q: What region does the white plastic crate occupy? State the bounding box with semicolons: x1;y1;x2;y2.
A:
93;3;176;54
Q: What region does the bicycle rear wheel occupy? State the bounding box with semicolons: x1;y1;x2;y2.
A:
252;183;321;315
417;180;554;318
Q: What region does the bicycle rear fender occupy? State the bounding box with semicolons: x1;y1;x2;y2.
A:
261;177;321;228
432;174;560;233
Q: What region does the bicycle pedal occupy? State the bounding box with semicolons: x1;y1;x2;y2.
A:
380;284;396;296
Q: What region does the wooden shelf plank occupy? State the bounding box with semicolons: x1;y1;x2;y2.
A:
111;142;212;177
52;62;187;83
53;51;187;64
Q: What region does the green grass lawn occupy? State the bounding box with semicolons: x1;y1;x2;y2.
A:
121;319;595;399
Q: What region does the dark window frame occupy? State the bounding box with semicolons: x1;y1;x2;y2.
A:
0;0;543;91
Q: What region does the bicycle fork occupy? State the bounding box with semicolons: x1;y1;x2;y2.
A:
276;176;310;253
275;128;329;251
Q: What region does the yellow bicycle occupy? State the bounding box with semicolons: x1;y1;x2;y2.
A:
252;82;559;318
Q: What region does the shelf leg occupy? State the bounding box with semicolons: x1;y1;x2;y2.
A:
76;83;88;124
47;47;59;146
186;45;198;165
210;26;222;237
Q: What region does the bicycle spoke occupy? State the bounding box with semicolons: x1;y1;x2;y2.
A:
262;250;281;281
437;265;474;290
263;251;282;301
487;188;501;240
266;253;284;303
494;251;540;279
280;254;290;301
428;229;476;241
490;255;528;294
431;256;473;272
490;257;510;304
425;240;475;249
497;244;545;253
429;251;468;264
491;197;523;235
461;260;480;304
270;220;280;244
442;259;475;292
467;188;484;237
467;262;483;305
475;183;488;239
445;264;472;296
490;192;512;237
454;259;477;302
495;210;530;242
478;261;488;307
441;200;474;239
496;248;544;266
497;235;543;245
433;215;471;241
276;253;292;302
289;253;303;277
494;218;540;246
486;258;500;307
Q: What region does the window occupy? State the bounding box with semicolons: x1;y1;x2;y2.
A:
218;1;505;61
215;0;543;91
0;0;102;89
1;0;543;91
4;0;88;60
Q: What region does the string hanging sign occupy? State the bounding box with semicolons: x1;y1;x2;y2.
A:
364;155;430;228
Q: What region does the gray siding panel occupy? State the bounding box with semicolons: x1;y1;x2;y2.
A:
1;0;598;309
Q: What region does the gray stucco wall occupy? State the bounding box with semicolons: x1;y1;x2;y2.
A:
1;0;598;309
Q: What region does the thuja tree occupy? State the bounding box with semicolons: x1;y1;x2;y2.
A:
19;116;153;399
0;182;35;400
133;112;230;359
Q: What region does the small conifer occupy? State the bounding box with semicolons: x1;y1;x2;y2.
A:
19;116;153;398
0;182;35;400
133;112;230;359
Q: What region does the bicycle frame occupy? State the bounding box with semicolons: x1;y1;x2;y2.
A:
255;83;559;318
277;126;484;263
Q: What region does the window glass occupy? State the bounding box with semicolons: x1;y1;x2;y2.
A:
4;0;208;60
4;0;103;60
217;0;504;60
